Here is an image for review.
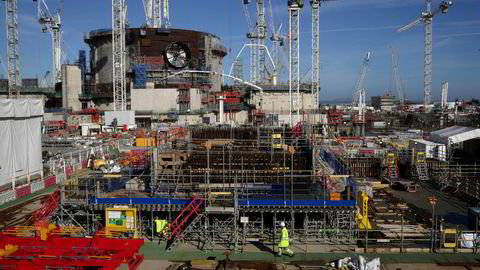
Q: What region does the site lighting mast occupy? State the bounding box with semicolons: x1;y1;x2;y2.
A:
4;0;20;98
398;0;453;107
37;0;62;86
112;0;127;111
288;0;303;127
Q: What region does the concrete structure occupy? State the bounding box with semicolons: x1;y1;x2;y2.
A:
371;94;395;111
84;28;227;108
252;86;314;114
61;64;82;112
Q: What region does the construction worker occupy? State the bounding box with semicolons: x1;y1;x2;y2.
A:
154;219;168;237
277;222;294;257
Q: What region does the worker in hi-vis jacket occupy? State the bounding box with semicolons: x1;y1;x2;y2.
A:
277;222;294;257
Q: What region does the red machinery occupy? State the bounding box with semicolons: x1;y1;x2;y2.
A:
0;230;144;269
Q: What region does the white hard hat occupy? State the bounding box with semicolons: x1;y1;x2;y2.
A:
280;222;285;227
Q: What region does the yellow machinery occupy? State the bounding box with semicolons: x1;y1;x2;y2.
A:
135;137;156;147
105;207;139;239
442;228;457;248
356;191;372;230
0;245;18;256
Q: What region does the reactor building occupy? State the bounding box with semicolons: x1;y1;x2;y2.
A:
81;27;227;113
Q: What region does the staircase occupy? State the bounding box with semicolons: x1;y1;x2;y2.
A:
166;196;204;251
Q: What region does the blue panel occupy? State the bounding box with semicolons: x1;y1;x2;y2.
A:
88;197;191;205
134;64;147;88
238;199;356;207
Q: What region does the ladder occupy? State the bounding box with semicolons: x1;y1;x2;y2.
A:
166;196;204;250
386;153;398;178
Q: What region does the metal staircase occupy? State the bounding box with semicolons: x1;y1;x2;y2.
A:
166;196;204;251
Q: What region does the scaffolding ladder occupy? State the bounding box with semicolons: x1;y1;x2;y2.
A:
166;196;204;251
386;152;398;178
412;152;428;181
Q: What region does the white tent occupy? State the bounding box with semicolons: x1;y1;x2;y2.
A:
429;125;480;145
0;99;44;188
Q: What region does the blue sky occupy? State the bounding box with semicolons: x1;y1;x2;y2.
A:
1;0;479;101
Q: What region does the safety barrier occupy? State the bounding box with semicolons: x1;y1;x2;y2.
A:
56;174;65;184
0;190;15;205
44;176;57;188
15;185;32;199
31;180;45;193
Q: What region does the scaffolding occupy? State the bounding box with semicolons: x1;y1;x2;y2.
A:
58;127;358;252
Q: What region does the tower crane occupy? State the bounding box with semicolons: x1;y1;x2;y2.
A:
112;0;127;111
398;0;453;107
310;0;335;111
288;0;303;126
3;0;20;98
352;52;370;136
390;46;406;106
243;0;267;84
37;0;62;86
352;52;371;110
268;0;284;84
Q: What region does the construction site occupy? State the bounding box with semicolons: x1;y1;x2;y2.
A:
1;0;480;269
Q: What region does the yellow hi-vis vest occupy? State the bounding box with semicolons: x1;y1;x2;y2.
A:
155;220;168;233
278;227;289;247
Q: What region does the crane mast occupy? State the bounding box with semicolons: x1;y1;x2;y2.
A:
311;0;320;111
391;46;405;105
243;1;258;83
5;0;20;98
288;0;303;126
398;0;453;107
112;0;127;111
144;0;167;28
162;0;169;28
256;0;266;83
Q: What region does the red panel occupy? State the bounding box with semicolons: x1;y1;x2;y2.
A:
44;176;56;188
65;166;73;177
15;185;31;198
81;160;88;168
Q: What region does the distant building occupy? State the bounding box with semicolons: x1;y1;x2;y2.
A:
22;78;38;89
371;94;395;111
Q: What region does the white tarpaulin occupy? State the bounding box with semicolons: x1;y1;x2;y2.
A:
104;111;135;126
460;233;480;248
0;99;43;188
